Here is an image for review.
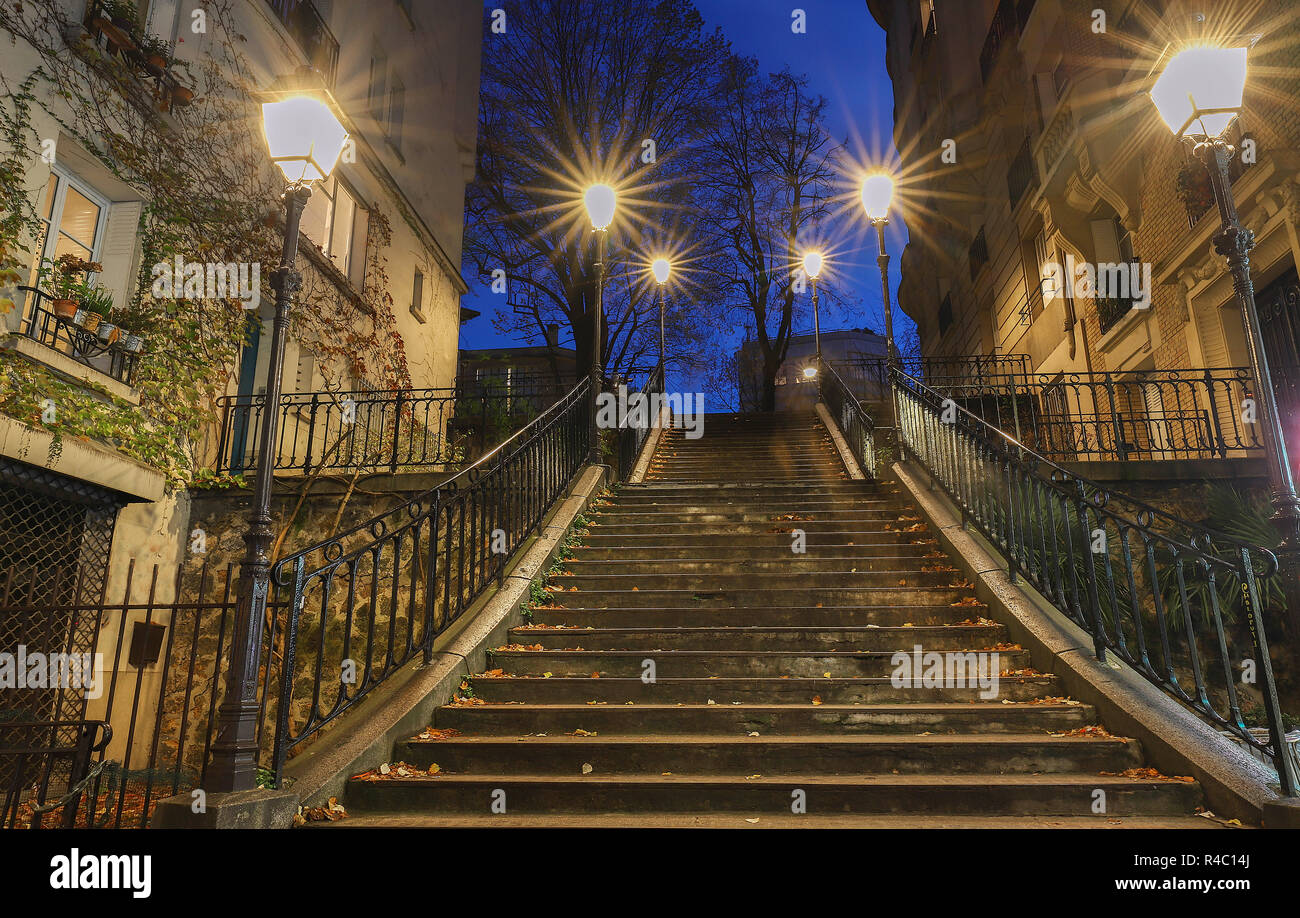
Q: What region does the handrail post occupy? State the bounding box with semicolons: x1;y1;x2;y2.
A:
1238;547;1297;796
1102;372;1127;460
391;389;405;474
1204;367;1229;457
304;393;320;476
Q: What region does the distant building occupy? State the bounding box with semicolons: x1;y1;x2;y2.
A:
736;328;888;412
456;324;578;396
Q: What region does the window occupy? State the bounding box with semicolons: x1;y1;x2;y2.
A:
295;347;316;392
938;293;953;336
299;175;367;283
388;76;405;149
969;227;988;281
28;167;109;283
410;267;425;321
143;0;180;44
368;46;388;119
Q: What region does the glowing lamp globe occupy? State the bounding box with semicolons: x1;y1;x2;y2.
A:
1150;44;1248;139
861;173;894;221
802;252;824;280
652;258;671;285
584;184;618;231
803;366;818;379
261;96;349;183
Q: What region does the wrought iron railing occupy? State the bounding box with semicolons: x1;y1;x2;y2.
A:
12;287;138;385
267;379;592;779
214;382;564;476
1;720;111;829
834;354;1032;404
892;366;1296;795
616;362;665;481
819;358;877;477
922;367;1262;463
0;560;264;828
1007;135;1038;210
265;0;339;86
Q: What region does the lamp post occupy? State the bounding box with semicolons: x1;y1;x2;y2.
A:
652;257;671;378
802;251;824;395
583;184;616;464
1150;42;1300;640
207;94;348;793
861;173;896;365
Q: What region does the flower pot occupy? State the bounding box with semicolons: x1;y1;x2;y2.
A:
147;54;168;70
51;298;79;320
123;334;144;353
97;322;121;345
171;85;195;106
78;310;102;332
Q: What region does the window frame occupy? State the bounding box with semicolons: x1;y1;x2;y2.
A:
31;165;111;280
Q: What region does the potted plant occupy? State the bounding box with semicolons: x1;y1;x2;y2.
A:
138;33;171;72
171;83;195;107
113;301;152;354
79;285;117;340
36;254;101;320
100;0;139;31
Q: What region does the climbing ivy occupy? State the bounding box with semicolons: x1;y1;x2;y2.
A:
0;1;413;485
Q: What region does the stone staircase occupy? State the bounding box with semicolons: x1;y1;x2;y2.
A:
336;412;1214;827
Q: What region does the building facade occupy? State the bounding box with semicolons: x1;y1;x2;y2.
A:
0;0;481;758
738;328;889;412
866;0;1300;478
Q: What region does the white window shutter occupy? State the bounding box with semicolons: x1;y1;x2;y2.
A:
97;200;143;309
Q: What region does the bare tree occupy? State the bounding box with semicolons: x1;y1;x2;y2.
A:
466;0;727;385
696;59;838;411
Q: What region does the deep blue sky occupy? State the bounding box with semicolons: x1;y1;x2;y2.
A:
458;0;913;393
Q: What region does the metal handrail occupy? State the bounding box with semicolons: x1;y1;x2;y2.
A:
616;361;665;480
906;366;1262;463
819;357;878;477
891;365;1296;794
266;378;592;779
214;382;567;475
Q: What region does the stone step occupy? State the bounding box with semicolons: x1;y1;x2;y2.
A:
528;604;987;628
345;773;1200;817
576;532;932;549
546;586;972;609
433;702;1093;735
508;624;1006;651
560;556;943;574
622;483;884;497
548;571;964;592
393;734;1144;776
567;546;933;562
580;521;929;536
466;674;1058;704
318;812;1224;829
485;648;1031;678
600;498;907;513
590;508;913;523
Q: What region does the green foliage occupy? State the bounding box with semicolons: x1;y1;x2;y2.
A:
0;1;415;485
78;284;115;317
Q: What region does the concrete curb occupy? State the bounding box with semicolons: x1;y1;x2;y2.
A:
630;406;670;483
259;466;609;824
816;402;865;480
892;459;1287;826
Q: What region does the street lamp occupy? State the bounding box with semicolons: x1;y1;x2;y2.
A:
651;257;670;378
207;93;348;793
802;251;824;392
583;183;617;463
1150;43;1300;638
861;172;897;365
